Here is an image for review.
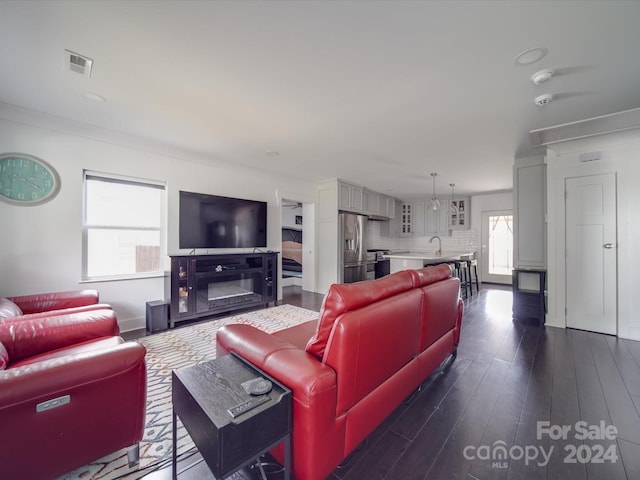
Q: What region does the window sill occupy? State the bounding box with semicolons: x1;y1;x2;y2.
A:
80;271;169;283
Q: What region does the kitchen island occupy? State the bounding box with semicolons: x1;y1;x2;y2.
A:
383;251;475;274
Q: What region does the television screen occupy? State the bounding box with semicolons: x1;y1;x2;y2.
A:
179;191;267;249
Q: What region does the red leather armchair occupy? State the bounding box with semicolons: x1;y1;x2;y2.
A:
0;289;110;325
0;308;147;480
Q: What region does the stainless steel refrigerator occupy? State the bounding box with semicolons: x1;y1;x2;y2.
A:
339;212;369;283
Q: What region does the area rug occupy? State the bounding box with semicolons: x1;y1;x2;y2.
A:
56;304;318;480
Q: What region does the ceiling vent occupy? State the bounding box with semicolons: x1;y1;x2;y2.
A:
64;50;93;78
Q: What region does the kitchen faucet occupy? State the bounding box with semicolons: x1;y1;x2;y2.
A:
429;235;442;256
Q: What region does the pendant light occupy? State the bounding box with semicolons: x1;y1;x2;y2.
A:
449;183;458;214
428;173;440;211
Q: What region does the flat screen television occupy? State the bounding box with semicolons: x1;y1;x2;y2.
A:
179;190;267;249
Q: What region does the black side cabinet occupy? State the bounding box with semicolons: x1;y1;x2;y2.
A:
170;252;278;327
512;268;546;327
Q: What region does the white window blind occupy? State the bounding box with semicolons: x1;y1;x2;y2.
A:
83;171;166;280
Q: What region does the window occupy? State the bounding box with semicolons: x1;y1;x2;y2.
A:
83;171;165;280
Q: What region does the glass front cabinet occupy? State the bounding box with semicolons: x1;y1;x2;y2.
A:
449;197;470;230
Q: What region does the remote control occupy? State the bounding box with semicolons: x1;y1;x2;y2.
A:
227;395;270;418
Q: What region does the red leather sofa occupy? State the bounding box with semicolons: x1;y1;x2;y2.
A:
0;302;147;480
217;264;463;480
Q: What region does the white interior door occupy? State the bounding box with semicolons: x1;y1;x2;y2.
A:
481;210;513;284
565;173;617;335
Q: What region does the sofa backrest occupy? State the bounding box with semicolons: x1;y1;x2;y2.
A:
322;288;423;415
408;264;452;287
305;270;414;360
417;275;461;351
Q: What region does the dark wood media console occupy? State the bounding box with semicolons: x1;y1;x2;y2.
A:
169;252;278;327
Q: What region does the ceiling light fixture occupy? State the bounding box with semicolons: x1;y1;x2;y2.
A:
428;173;440;211
449;183;458;215
515;46;548;66
531;69;554;85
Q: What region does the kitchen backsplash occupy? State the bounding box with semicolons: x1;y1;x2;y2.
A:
368;220;480;255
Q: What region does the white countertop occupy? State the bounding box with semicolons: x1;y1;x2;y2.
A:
382;251;475;263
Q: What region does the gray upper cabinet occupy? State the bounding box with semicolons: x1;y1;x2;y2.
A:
448;197;470;230
338;182;364;212
337;181;395;219
513;156;546;269
364;189;396;219
399;201;450;236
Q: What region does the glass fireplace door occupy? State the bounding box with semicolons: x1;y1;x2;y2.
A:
195;271;264;314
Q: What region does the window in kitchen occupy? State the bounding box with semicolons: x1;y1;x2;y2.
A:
82;171;166;280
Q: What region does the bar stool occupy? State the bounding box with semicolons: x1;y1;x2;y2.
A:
454;260;471;299
466;259;479;295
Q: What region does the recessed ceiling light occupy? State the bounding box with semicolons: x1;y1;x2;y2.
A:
515;47;548;66
83;92;106;102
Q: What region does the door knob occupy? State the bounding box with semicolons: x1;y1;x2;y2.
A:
604;243;614;249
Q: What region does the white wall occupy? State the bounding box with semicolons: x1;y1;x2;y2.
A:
546;129;640;341
0;106;315;331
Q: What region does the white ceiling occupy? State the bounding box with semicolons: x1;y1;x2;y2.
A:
1;1;640;199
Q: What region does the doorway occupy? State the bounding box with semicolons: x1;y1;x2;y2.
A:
565;173;617;335
281;199;304;288
481;210;513;284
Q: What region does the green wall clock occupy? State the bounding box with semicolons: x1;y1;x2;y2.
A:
0;153;61;205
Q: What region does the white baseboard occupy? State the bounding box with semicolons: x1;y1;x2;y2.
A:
282;276;303;287
120;316;146;333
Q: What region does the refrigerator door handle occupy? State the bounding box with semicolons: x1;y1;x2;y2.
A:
355;218;360;260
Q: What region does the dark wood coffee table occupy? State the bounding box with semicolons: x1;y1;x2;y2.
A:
172;353;291;479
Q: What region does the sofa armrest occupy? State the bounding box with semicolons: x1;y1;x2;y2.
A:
218;324;344;480
8;289;99;315
0;309;120;363
217;324;336;406
0;340;146;408
453;298;464;347
0;303;112;325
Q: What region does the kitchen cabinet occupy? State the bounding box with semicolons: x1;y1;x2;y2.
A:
400;202;425;236
364;189;381;216
337;181;395;219
383;196;396;219
513;157;546;269
364;189;396;219
400;201;451;236
425;205;447;234
448;197;470;230
338;182;364;212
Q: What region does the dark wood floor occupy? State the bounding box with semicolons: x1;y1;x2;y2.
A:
143;285;640;480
